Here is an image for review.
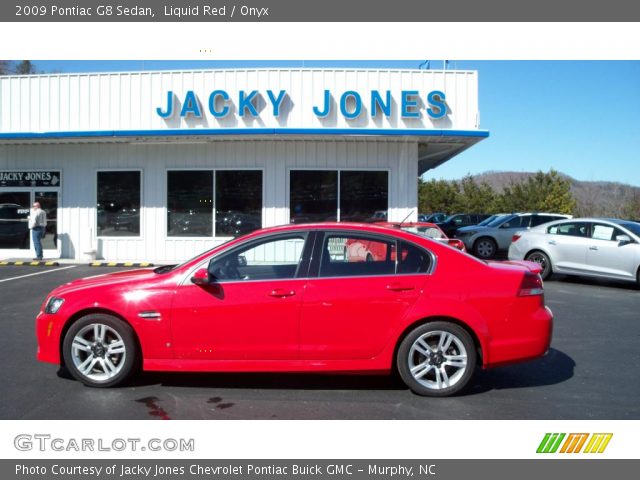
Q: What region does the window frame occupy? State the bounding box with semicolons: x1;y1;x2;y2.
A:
96;169;143;239
287;167;391;223
308;230;436;279
165;167;265;239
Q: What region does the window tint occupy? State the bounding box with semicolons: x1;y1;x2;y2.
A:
97;171;141;237
397;241;432;274
320;234;396;277
209;235;306;281
531;215;555;227
215;171;262;236
590;224;624;241
340;171;388;222
290;170;338;223
548;222;588;237
501;215;530;229
167;171;213;237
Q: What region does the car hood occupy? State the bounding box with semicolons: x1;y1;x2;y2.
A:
51;268;160;296
456;225;489;234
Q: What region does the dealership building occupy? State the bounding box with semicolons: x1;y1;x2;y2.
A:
0;68;487;262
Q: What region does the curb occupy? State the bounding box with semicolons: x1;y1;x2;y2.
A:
89;262;154;267
0;261;60;267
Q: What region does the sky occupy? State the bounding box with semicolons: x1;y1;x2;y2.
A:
31;60;640;187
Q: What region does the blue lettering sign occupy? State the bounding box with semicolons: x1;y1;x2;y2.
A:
401;90;420;118
371;90;391;117
427;90;447;119
180;91;202;118
238;90;259;117
340;91;362;119
208;90;230;118
266;90;286;117
157;91;175;118
313;90;331;118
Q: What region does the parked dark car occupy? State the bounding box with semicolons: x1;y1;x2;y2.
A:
420;213;447;223
436;214;492;238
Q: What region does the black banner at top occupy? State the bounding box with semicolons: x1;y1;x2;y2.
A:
4;0;640;21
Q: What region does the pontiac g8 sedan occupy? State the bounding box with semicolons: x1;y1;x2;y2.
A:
36;223;552;397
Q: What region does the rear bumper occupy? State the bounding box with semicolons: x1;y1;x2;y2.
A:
485;304;553;367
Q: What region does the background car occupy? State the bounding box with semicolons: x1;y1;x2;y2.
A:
36;223;552;397
376;221;467;252
455;212;572;259
436;213;492;238
420;212;447;223
508;217;640;284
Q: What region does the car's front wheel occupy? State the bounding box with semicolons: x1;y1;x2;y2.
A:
526;250;552;280
473;237;497;259
397;321;476;397
62;314;137;387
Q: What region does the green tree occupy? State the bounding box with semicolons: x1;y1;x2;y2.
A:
14;60;37;75
0;60;11;75
458;175;497;213
497;170;576;214
622;193;640;221
419;179;462;214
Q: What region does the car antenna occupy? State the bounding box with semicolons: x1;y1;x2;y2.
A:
399;210;413;226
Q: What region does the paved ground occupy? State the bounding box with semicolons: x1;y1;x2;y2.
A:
0;265;638;420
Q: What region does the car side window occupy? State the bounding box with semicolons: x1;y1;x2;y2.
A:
397;241;432;274
502;215;528;229
590;224;623;242
548;222;588;237
319;234;396;277
531;215;554;227
209;235;306;282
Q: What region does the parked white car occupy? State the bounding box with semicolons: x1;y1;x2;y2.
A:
508;218;640;285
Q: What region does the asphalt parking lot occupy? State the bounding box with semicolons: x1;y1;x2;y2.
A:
0;264;638;420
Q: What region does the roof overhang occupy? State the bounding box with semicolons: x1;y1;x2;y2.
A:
0;128;489;175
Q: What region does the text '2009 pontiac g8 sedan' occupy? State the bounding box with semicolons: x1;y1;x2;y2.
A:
36;223;552;397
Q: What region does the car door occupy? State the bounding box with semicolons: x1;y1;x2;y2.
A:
299;231;430;360
585;223;638;279
496;214;532;250
545;221;590;273
170;233;312;360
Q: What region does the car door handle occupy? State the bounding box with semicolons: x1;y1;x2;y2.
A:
548;240;557;245
386;283;415;292
589;246;598;251
268;289;296;298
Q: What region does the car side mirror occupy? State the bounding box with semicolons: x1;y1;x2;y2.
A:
190;268;210;285
616;234;632;246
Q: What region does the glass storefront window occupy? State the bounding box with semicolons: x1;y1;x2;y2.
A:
167;171;213;237
0;192;30;249
215;171;262;236
290;170;338;223
97;171;141;237
340;170;388;222
290;170;388;223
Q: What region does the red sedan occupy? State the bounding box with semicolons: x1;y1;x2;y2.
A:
36;223;552;397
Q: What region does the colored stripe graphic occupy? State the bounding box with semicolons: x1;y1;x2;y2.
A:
584;434;613;453
537;433;566;453
560;433;589;453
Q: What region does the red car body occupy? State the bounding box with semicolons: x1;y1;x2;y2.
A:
36;223;552;396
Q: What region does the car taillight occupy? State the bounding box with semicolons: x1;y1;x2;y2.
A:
512;234;521;242
518;272;544;296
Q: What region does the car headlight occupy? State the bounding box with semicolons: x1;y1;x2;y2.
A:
44;297;65;314
459;231;476;237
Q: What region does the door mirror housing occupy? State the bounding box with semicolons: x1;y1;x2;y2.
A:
616;234;632;246
190;268;210;285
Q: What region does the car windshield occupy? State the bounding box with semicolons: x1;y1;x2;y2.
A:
400;226;445;239
477;215;498;226
443;214;459;223
491;214;516;227
153;237;236;274
619;221;640;237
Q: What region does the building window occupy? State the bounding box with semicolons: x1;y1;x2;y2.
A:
215;171;262;236
290;170;388;223
97;171;141;237
340;170;388;222
167;171;213;237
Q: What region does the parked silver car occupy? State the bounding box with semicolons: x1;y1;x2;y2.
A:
508;218;640;285
455;212;571;259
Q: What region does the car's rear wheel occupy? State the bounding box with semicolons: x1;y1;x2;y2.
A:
62;314;137;388
473;237;497;259
526;250;552;280
397;321;476;397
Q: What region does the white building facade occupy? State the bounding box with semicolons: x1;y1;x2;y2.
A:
0;68;487;262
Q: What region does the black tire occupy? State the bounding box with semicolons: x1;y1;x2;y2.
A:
62;314;138;388
526;250;553;280
397;321;477;397
473;237;497;259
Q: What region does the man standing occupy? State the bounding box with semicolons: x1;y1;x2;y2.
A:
28;202;47;260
